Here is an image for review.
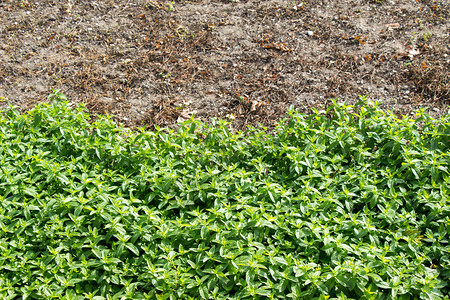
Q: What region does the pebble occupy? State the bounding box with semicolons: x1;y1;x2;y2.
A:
306;31;314;36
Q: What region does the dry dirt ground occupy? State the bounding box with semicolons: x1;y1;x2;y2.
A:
1;0;449;130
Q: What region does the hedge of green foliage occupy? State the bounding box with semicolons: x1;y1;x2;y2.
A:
0;92;449;299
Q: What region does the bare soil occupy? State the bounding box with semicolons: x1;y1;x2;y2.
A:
1;0;449;130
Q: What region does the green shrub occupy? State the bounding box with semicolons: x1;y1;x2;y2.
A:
0;93;449;299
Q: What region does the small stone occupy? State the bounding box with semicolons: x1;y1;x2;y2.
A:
306;31;313;36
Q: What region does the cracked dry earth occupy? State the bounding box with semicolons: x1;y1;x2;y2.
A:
0;0;449;129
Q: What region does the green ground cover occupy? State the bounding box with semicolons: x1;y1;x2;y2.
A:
0;92;449;299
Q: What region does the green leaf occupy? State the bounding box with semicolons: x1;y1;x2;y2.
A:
189;122;196;134
23;186;37;197
126;243;140;256
273;257;288;266
255;287;271;296
375;281;391;289
33;112;42;127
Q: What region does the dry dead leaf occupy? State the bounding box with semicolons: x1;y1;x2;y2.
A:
408;48;421;58
384;23;401;30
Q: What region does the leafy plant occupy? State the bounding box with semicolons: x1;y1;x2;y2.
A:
0;94;449;299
